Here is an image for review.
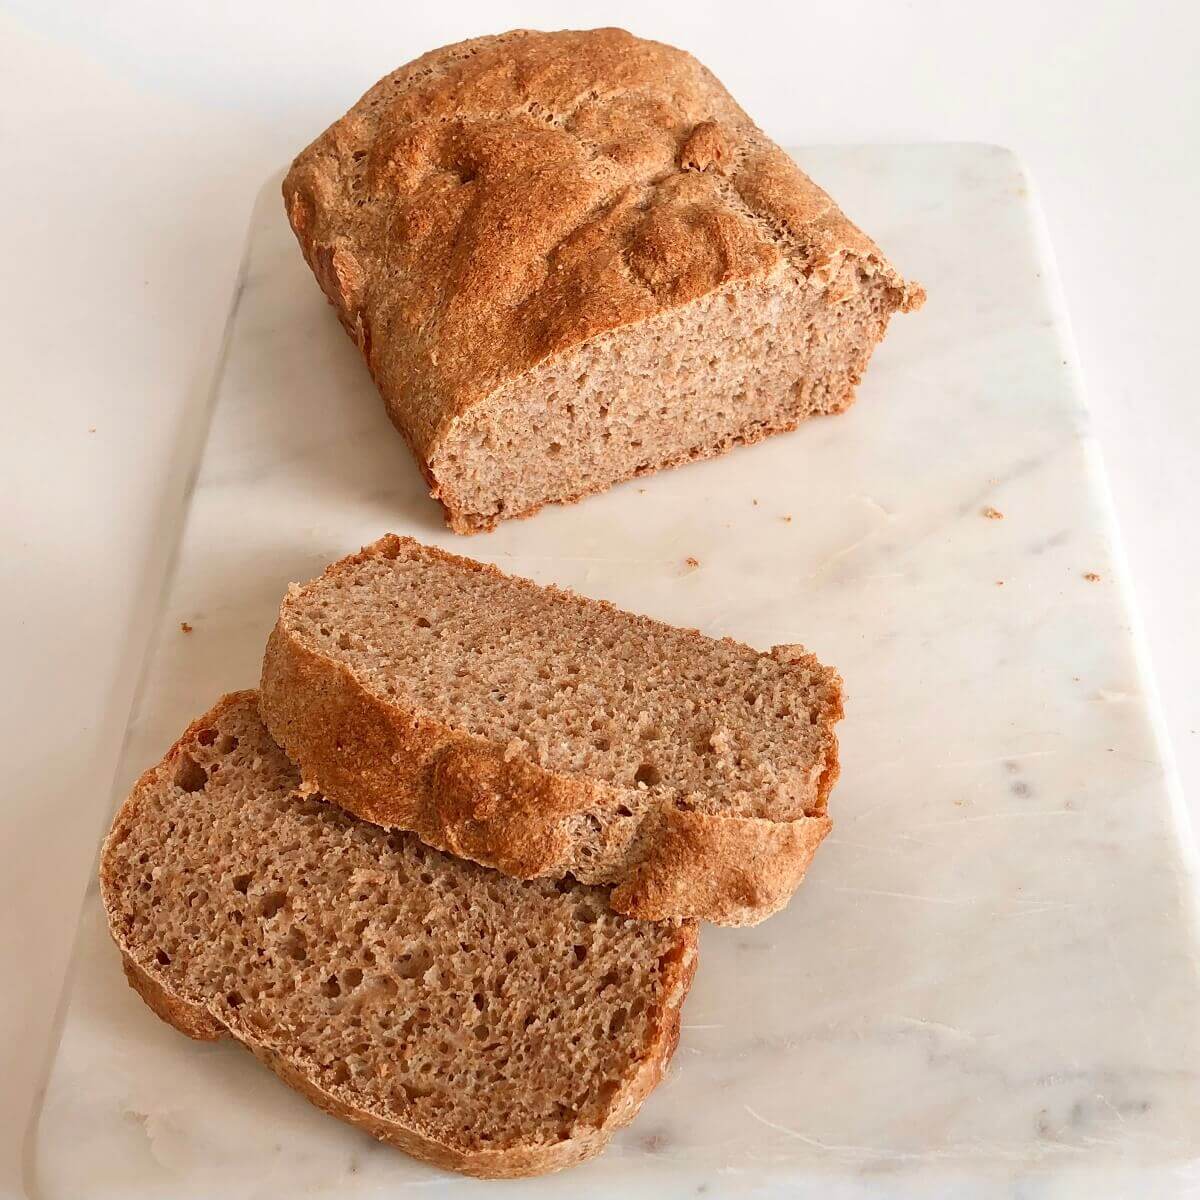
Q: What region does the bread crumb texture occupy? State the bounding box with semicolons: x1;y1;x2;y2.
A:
101;692;696;1178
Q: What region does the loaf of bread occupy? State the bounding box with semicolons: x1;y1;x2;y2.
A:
100;692;697;1179
283;27;924;533
260;535;842;926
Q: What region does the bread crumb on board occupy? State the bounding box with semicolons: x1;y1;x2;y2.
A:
180;622;193;634
781;515;792;524
685;556;701;569
982;506;1004;520
996;580;1005;586
1083;571;1101;582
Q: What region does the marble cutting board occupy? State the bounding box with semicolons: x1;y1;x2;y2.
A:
25;145;1200;1199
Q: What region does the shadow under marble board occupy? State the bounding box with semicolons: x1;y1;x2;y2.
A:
26;145;1200;1199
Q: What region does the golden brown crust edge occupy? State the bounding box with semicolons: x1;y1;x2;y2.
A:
101;691;698;1180
613;807;833;925
259;535;841;926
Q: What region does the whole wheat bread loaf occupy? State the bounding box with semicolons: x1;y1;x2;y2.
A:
100;692;697;1179
260;536;842;926
283;27;924;533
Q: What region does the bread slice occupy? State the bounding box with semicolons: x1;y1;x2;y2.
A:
282;28;924;533
100;692;697;1179
260;535;842;926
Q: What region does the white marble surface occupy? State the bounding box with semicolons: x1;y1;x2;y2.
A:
25;146;1200;1198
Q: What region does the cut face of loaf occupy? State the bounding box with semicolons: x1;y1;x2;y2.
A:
260;536;843;925
100;693;696;1180
282;27;924;533
435;267;902;530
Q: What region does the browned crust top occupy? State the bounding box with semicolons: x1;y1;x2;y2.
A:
282;27;923;465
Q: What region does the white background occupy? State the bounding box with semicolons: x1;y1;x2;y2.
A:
1;2;1197;1191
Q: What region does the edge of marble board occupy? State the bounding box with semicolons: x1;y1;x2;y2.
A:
15;202;262;1195
1013;147;1200;895
20;144;1200;1198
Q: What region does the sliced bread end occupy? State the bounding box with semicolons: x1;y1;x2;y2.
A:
261;535;842;925
101;691;697;1179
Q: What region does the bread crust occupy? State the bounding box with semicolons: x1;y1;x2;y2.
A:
259;536;840;925
282;28;923;531
101;691;699;1180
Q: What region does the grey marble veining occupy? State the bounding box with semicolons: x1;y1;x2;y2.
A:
25;145;1200;1198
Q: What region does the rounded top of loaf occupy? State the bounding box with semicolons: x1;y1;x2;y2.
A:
283;28;920;461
